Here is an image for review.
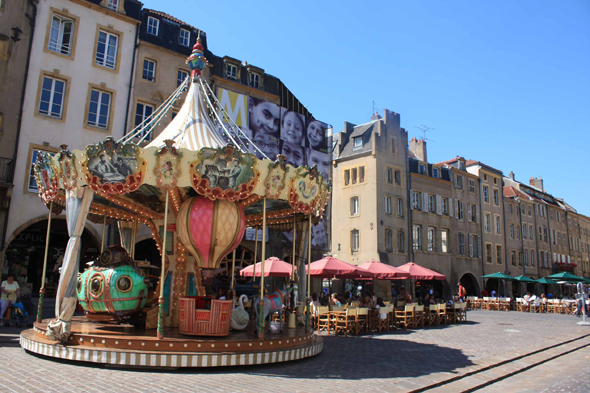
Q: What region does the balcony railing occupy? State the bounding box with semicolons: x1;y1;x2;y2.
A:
0;157;14;184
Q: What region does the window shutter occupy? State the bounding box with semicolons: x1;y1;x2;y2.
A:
449;198;453;217
468;205;472;222
476;206;480;223
436;195;442;215
454;199;458;219
422;193;428;212
478;237;482;258
410;190;414;210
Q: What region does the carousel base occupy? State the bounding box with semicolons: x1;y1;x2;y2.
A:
20;316;323;368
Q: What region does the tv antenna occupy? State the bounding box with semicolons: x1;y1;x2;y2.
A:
415;125;434;142
372;101;377;115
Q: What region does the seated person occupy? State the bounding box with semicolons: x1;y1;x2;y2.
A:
375;297;387;320
330;293;342;307
310;293;321;315
1;275;19;324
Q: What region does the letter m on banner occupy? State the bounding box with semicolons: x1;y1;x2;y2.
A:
217;88;248;127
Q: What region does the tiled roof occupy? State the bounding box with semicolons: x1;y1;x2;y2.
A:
465;159;479;166
435;156;463;166
145;9;202;33
504;186;532;201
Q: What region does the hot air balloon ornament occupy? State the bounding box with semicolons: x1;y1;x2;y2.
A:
177;196;246;288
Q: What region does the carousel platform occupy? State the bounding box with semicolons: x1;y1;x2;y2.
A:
20;317;323;368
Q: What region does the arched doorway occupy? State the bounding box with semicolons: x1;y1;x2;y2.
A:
3;219;99;294
459;273;481;296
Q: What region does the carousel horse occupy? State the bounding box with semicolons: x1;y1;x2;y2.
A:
254;287;293;333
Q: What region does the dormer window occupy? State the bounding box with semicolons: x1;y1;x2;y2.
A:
107;0;119;11
179;29;190;47
353;137;362;148
147;17;159;36
249;72;260;88
226;63;237;80
419;164;426;175
433;167;439;179
460;161;465;170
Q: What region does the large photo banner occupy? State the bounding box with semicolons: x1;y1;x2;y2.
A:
216;87;331;250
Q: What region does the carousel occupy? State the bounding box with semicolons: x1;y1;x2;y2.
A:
19;37;330;368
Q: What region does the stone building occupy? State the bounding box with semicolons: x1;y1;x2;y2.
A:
0;0;37;258
331;109;408;298
1;0;142;288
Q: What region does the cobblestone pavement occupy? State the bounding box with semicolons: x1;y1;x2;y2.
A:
1;307;589;392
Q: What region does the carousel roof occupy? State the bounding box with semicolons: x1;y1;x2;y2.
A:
147;82;225;151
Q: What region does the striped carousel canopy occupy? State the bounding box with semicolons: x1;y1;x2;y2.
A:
147;81;225;151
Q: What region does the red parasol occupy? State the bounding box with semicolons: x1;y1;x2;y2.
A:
357;260;411;280
397;262;446;280
304;256;374;279
240;257;292;277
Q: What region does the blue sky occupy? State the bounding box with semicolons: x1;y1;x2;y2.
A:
143;0;590;215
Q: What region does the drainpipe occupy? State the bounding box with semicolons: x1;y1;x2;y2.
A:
1;0;37;251
123;22;140;136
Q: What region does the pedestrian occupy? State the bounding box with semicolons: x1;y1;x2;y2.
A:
458;282;467;302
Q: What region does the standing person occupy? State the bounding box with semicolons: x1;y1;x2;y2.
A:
1;275;19;325
458;282;467;302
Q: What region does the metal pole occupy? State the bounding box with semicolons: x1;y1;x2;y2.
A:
101;215;107;253
257;198;267;337
37;201;53;323
253;228;258;277
230;249;236;298
306;214;312;330
157;191;170;339
291;215;296;279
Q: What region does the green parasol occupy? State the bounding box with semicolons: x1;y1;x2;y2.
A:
482;272;514;298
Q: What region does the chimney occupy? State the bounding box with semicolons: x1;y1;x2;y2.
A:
509;171;515;181
409;137;427;162
370;111;382;121
529;177;544;191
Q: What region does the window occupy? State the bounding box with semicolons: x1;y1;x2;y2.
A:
530;250;535;267
522;224;527;239
397;231;405;253
419;164;426;175
48;14;74;56
518;252;523;266
142;59;156;82
351;229;359;252
469;204;477;222
95;30;118;69
441;230;449;253
147;17;159;36
226;64;237;80
516;225;520;240
249;72;260;88
469;179;475;193
529;225;533;240
511;251;516;266
539;226;543;241
87;88;111;129
485;213;491;232
428;194;435;212
359;166;365;183
496;245;502;265
394;170;401;185
483;186;489;203
486;244;493;263
350;196;359;216
412;225;421;250
493;189;499;205
483;174;487;181
528;206;532;216
28;149;55;192
412;191;421;210
385;229;393;252
524;250;528;266
107;0;119;11
344;169;350;186
552;229;556;245
427;227;436;252
510;224;514;239
354;137;362;148
442;198;448;215
386;168;393;184
495;216;501;234
433;167;439;179
177;70;189;87
134;102;154;141
468;235;475;257
179;29;190;46
455;174;463;189
352;168;358;184
384;196;391;214
457;200;464;220
397;198;403;217
493;177;497;185
39;76;65;119
458;233;465;256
